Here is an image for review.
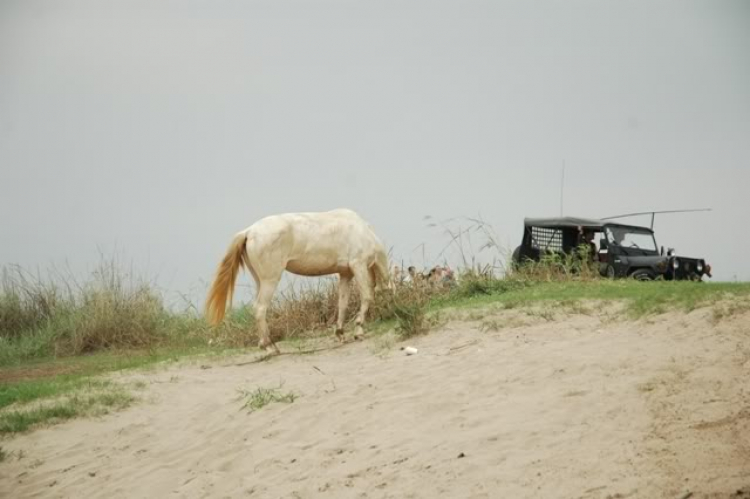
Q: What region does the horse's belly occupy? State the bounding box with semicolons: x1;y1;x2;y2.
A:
285;258;346;276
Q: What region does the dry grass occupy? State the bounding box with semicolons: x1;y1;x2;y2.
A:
262;275;448;342
0;262;246;365
0;260;453;365
1;263;168;362
509;246;600;283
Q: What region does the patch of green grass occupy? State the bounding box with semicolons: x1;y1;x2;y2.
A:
0;344;246;410
238;385;298;413
436;280;750;319
0;405;78;434
0;378;113;410
0;328;59;367
0;385;135;434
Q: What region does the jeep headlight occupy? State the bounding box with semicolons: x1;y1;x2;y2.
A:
697;261;704;272
672;258;680;269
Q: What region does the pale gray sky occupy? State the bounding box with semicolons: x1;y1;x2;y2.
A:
2;1;749;305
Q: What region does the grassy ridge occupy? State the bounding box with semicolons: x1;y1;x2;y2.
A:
439;279;750;317
3;260;750;371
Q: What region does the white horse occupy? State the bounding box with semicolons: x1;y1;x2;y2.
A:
205;208;391;353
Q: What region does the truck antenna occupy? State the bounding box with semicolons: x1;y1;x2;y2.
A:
601;208;712;229
559;160;565;216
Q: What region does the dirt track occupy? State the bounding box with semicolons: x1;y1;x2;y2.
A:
1;305;749;498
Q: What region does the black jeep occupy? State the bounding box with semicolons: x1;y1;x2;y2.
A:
511;216;712;281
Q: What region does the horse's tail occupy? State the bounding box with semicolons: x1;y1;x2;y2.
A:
205;232;250;326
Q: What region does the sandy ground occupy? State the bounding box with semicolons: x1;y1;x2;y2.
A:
1;304;749;499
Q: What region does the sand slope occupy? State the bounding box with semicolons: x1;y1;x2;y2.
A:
2;306;749;498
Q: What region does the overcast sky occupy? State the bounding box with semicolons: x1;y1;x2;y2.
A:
2;1;749;306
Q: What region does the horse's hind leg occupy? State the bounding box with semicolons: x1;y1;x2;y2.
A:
351;263;373;340
254;276;281;354
335;273;353;342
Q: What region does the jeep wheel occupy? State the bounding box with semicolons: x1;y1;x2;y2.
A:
631;269;656;281
604;264;615;279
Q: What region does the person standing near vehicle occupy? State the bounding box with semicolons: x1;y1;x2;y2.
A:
577;226;597;262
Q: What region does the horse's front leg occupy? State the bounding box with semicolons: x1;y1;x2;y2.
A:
351;264;373;340
335;273;353;342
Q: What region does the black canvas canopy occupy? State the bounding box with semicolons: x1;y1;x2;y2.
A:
523;216;653;233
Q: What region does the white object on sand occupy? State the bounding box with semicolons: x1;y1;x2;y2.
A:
404;346;418;355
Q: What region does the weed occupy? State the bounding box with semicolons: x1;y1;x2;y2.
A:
481;319;503;332
556;299;592;316
520;308;552;321
393;301;429;338
480;315;530;332
238;384;298;413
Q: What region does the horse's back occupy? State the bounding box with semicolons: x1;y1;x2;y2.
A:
246;209;384;256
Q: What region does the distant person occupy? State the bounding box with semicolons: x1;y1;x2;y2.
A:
441;265;457;287
582;230;597;261
404;266;417;283
427;266;443;287
578;226;597;261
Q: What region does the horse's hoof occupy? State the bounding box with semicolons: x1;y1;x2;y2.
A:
259;342;280;355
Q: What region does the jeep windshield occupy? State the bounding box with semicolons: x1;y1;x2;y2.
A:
604;225;658;255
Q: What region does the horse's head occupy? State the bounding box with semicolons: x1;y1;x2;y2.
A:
374;271;396;294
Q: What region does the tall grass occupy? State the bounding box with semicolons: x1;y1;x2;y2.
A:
509;246;600;283
265;276;446;341
0;256;471;365
0;262;241;366
0;266;60;340
1;263;166;345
